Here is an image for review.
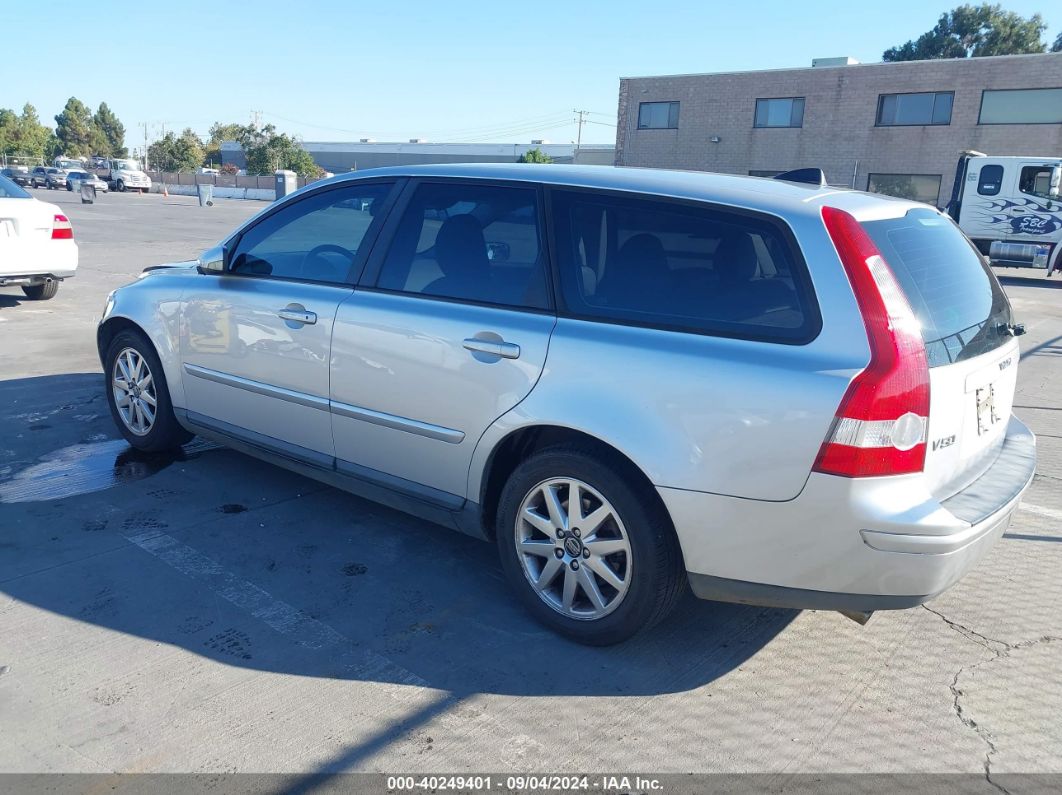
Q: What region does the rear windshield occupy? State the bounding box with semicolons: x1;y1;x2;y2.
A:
0;174;30;199
862;208;1012;367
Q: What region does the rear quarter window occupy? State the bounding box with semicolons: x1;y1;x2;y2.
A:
862;208;1013;367
0;174;30;198
549;190;819;343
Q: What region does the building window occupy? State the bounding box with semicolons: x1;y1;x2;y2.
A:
754;97;805;128
866;173;942;205
876;92;953;126
749;170;784;177
977;164;1004;196
979;88;1062;124
638;101;680;129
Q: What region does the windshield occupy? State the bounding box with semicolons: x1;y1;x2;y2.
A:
0;173;31;198
113;159;139;171
862;208;1013;367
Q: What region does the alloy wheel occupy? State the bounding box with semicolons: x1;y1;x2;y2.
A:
514;478;632;620
112;347;157;436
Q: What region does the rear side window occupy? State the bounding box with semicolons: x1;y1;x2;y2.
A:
375;182;549;310
862;209;1013;367
549;190;818;343
977;165;1004;196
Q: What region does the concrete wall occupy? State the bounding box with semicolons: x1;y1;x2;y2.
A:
219;142;616;173
616;53;1062;206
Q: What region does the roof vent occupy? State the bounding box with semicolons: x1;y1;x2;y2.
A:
773;168;827;187
812;56;859;67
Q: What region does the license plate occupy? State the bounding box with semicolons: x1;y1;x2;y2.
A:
976;383;1001;436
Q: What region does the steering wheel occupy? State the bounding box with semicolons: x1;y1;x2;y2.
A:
302;244;355;280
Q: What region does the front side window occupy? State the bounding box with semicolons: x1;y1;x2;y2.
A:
877;92;953;126
229;182;395;283
754;97;805;128
977;164;1004;196
979;88;1062;124
375;182;549;310
550;190;817;343
1019;165;1056;199
637;101;680;129
866;173;942;205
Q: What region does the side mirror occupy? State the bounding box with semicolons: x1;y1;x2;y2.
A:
197;245;226;274
1050;166;1061;199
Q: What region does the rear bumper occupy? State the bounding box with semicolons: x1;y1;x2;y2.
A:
0;241;78;281
663;416;1036;612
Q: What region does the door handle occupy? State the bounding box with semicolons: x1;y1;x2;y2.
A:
463;338;521;359
277;308;317;325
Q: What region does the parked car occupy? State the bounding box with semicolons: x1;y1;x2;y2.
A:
0;172;77;300
97;164;1035;645
66;170;109;193
1;166;32;187
29;166;48;188
43;168;69;189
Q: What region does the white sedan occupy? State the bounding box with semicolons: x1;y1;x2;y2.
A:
0;173;78;300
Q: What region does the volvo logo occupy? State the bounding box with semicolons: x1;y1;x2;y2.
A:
564;536;583;557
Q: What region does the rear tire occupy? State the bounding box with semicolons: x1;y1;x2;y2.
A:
496;445;686;645
22;281;59;300
104;329;193;452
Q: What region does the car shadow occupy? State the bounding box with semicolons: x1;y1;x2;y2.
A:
0;373;796;709
997;273;1062;289
0;293;25;308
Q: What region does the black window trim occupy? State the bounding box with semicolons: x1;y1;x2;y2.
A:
978;86;1062;126
636;100;680;130
543;184;823;346
220;177;405;288
753;96;806;129
874;90;954;127
357;176;558;316
865;172;944;204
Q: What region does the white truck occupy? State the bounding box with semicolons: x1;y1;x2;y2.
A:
947;151;1062;273
96;158;152;194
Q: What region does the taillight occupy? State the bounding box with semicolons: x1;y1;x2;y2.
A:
813;206;930;477
51;214;73;240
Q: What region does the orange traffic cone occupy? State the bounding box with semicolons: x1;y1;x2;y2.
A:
163;185;169;198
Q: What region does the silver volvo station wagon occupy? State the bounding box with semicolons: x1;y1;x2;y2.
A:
99;164;1036;645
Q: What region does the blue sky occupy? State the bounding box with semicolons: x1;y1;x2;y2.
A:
6;0;1058;149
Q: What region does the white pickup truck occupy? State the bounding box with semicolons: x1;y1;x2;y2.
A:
96;158;152;194
947;151;1062;273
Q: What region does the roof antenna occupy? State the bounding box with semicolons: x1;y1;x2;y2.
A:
773;168;827;187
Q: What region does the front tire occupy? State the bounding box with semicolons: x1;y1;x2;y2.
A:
105;329;193;452
496;446;686;645
22;281;59;300
116;180;125;192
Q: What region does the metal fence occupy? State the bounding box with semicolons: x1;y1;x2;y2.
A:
146;171;320;189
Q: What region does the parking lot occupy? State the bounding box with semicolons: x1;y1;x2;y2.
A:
1;191;1060;780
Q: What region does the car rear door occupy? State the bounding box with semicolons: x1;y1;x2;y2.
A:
862;208;1019;498
180;180;398;465
329;179;556;505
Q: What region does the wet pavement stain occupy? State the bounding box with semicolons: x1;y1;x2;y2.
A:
219;503;247;514
0;437;221;503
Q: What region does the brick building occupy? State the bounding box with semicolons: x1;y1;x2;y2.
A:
614;53;1062;206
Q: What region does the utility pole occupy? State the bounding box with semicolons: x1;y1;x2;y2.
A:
573;109;590;152
141;122;149;170
250;110;262;129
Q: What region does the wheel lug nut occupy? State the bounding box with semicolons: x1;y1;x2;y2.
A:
582;548;590;559
556;529;565;539
569;560;579;571
572;528;581;538
554;548;564;559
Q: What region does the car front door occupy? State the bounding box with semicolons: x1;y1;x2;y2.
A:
180;180;398;466
329;179;556;506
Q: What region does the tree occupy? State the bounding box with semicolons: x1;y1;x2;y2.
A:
1053;31;1062;51
883;4;1048;61
517;147;553;164
148;128;205;172
0;104;56;161
54;97;96;156
93;102;127;157
244;129;321;177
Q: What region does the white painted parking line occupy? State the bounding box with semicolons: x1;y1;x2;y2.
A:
1018;502;1062;523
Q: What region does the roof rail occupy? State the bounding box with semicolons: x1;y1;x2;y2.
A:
773;168;827;187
